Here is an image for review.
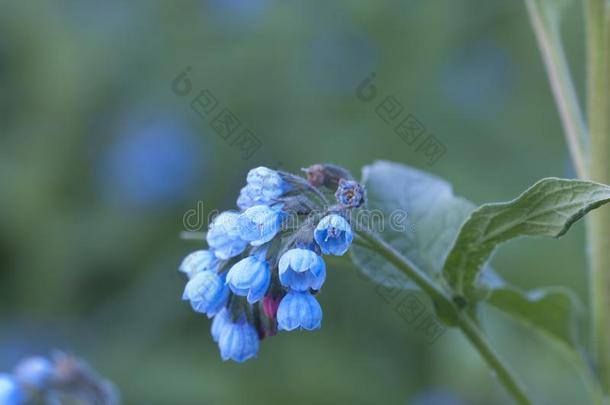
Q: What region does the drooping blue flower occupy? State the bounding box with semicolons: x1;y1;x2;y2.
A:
177;163;369;362
0;374;23;405
14;356;53;390
47;352;119;403
218;317;260;362
179;250;220;278
237;167;288;210
314;214;353;256
226;255;270;303
278;248;326;291
236;192;255;211
237;205;283;246
335;179;365;208
211;308;232;343
182;271;229;317
277;291;322;331
207;212;248;260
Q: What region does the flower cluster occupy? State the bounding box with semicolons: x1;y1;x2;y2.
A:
179;164;364;362
0;352;119;405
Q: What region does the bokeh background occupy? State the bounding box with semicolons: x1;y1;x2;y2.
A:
0;1;592;404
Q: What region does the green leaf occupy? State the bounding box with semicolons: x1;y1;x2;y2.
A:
443;178;610;299
487;284;583;352
351;161;474;289
484;273;601;402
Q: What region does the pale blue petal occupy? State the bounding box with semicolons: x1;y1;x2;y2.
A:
226;256;270;303
211;309;231;343
277;291;322;331
0;374;23;405
278;249;326;291
314;214;353;256
218;320;259;362
183;271;229;317
207;212;247;259
14;357;53;390
238;205;282;246
179;250;219;278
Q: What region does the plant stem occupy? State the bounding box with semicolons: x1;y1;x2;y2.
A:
524;0;588;178
456;316;533;405
585;0;610;392
357;229;532;405
357;230;448;306
179;231;206;240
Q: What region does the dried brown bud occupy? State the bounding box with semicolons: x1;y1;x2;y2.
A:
304;164;325;187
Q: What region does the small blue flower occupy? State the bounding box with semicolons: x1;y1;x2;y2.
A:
207;212;248;260
0;374;23;405
211;308;232;343
237;205;283;246
236;190;254;211
226;255;270;303
179;250;219;278
277;291;322;331
314;214;353;256
14;357;53;390
335;179;365;208
182;271;229;317
237;167;288;210
278;248;326;291
218;317;260;362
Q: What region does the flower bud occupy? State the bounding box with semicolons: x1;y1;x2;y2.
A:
14;356;53;390
237;167;288;210
277;291;322;331
238;205;283;246
303;164;325;187
218;317;260;363
226;255;271;304
262;294;282;320
179;250;219;278
0;374;23;405
335;179;365;208
182;271;229;317
211;308;232;343
207;212;248;260
278;248;326;291
303;164;353;188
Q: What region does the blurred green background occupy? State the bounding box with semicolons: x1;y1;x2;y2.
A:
0;1;592;404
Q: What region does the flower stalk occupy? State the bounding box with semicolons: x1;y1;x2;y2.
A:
524;0;588;178
356;229;532;405
526;0;610;394
584;0;610;392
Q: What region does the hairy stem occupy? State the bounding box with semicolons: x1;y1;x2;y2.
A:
357;229;532;405
456;316;533;405
179;231;207;240
525;0;588;178
585;0;610;392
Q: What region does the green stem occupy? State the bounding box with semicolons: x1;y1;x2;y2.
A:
456;316;533;405
524;0;588;178
585;0;610;392
357;229;532;405
357;230;447;305
179;231;206;240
